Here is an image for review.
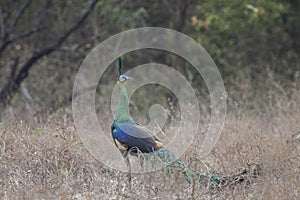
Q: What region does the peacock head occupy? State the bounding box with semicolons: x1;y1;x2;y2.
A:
118;74;132;83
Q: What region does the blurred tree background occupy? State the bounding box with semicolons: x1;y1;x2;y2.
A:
0;0;299;122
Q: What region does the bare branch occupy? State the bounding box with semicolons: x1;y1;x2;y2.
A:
52;0;99;49
33;0;51;51
0;0;47;57
20;85;33;103
14;26;47;41
0;0;99;108
0;8;5;40
0;26;46;57
7;0;33;36
10;57;19;79
59;35;98;52
175;0;189;31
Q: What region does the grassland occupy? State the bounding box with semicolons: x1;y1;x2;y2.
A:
0;88;299;199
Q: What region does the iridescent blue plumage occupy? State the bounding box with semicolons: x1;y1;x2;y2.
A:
112;121;161;153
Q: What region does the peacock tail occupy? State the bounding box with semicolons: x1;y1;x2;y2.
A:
144;147;247;184
144;147;194;183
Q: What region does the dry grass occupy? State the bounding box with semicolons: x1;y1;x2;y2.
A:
0;90;299;199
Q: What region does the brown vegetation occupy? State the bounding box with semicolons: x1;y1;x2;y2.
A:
0;87;299;199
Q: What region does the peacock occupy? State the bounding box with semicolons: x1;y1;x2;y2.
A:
111;58;247;185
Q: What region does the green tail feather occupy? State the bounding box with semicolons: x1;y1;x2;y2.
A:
145;147;247;184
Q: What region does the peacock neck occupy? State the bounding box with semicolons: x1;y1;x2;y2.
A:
115;81;132;123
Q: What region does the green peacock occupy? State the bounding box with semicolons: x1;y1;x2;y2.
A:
111;58;247;185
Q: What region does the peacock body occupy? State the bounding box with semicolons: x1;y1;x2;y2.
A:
111;60;247;185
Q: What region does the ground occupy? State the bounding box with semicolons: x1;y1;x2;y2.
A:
0;92;299;199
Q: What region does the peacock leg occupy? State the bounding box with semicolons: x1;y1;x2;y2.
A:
123;152;132;189
138;155;146;186
139;155;144;169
